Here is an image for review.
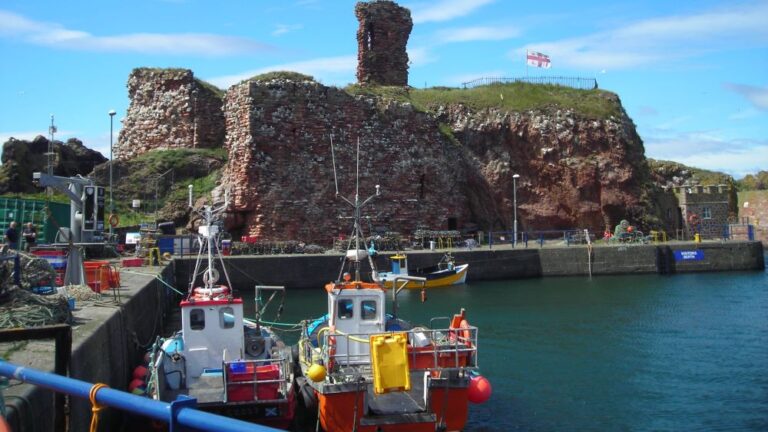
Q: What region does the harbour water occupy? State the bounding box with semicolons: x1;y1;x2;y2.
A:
246;262;768;431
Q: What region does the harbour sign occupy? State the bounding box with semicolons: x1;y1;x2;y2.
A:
674;250;705;261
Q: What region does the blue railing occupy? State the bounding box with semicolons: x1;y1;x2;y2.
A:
0;361;285;432
486;229;594;248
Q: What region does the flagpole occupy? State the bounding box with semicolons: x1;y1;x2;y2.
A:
525;50;528;78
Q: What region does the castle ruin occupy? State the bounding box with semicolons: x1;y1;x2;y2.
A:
355;1;412;86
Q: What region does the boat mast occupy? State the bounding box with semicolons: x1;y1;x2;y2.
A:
330;135;380;282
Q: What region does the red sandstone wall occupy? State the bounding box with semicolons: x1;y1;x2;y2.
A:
355;1;412;86
221;78;470;244
117;68;224;160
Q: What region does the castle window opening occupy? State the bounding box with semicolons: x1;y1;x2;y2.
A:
702;207;712;219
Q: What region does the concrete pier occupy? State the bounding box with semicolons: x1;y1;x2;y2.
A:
1;264;174;431
176;241;765;289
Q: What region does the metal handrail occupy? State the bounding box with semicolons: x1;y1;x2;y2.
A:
0;360;285;432
319;326;479;373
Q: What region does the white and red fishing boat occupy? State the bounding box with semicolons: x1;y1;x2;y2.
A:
294;139;492;431
146;194;295;428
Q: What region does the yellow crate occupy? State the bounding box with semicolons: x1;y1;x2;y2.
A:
370;332;410;394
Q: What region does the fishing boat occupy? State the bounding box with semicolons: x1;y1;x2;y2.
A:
145;193;295;428
379;252;469;289
294;139;492;431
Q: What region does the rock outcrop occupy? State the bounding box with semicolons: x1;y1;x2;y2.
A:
355;1;412;86
221;78;468;243
0;136;107;194
117;68;225;160
439;99;649;232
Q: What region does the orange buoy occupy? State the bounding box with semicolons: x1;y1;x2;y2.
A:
468;375;492;404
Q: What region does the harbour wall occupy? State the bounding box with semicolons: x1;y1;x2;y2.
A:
4;265;175;431
175;241;765;289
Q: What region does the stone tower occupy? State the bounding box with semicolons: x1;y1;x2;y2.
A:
355;1;413;86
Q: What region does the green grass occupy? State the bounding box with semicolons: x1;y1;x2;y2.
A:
343;82;622;119
738;190;768;207
130;148;227;171
648;159;734;185
247;71;315;83
195;78;225;97
0;191;69;204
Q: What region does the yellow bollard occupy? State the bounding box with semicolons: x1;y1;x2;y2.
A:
694;233;701;244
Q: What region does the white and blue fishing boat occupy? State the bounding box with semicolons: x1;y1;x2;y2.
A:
145;193;295;428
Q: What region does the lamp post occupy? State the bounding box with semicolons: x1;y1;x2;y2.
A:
513;173;520;247
108;110;116;237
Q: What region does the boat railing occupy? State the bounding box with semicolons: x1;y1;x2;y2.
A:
222;356;291;403
314;325;479;375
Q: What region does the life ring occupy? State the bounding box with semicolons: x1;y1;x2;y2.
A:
108;213;119;228
449;319;473;346
193;285;228;296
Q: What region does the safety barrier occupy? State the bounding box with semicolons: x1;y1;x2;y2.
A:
0;360;285;432
487;229;594;248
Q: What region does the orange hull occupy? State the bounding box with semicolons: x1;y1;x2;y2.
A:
316;386;469;432
430;386;470;431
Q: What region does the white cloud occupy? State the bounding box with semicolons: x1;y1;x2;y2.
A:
272;24;303;37
0;130;49;144
207;55;357;89
724;83;768;111
408;47;439;67
409;0;496;24
512;2;768;70
644;131;768;177
0;10;272;56
435;25;520;43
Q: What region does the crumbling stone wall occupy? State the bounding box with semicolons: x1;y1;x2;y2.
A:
355;1;412;86
116;68;224;160
222;77;469;244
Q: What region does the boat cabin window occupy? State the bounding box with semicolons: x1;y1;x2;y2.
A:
219;307;235;329
361;300;377;320
190;309;205;330
338;299;354;320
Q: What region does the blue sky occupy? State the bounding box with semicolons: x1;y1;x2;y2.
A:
1;0;766;178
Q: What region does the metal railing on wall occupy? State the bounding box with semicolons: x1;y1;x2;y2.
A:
0;361;285;432
461;76;599;90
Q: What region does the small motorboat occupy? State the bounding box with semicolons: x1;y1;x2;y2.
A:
379;252;469;289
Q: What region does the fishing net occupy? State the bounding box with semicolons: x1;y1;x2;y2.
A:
0;251;58;296
0;287;72;329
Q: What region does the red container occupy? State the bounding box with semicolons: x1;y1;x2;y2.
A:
122;258;143;267
84;261;110;293
226;363;280;402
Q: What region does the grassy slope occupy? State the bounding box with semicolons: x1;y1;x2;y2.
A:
345;82;622;119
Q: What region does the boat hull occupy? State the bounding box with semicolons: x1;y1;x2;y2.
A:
381;264;469;289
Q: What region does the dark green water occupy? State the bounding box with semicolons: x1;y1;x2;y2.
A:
258;265;768;431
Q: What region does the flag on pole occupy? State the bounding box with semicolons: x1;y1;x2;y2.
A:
526;50;551;69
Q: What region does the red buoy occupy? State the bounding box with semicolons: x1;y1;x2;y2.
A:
128;378;145;392
467;375;492;404
133;365;148;380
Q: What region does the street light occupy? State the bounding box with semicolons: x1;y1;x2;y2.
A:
513;173;520;247
108;109;116;238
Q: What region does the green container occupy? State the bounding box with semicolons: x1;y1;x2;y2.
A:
0;197;70;245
